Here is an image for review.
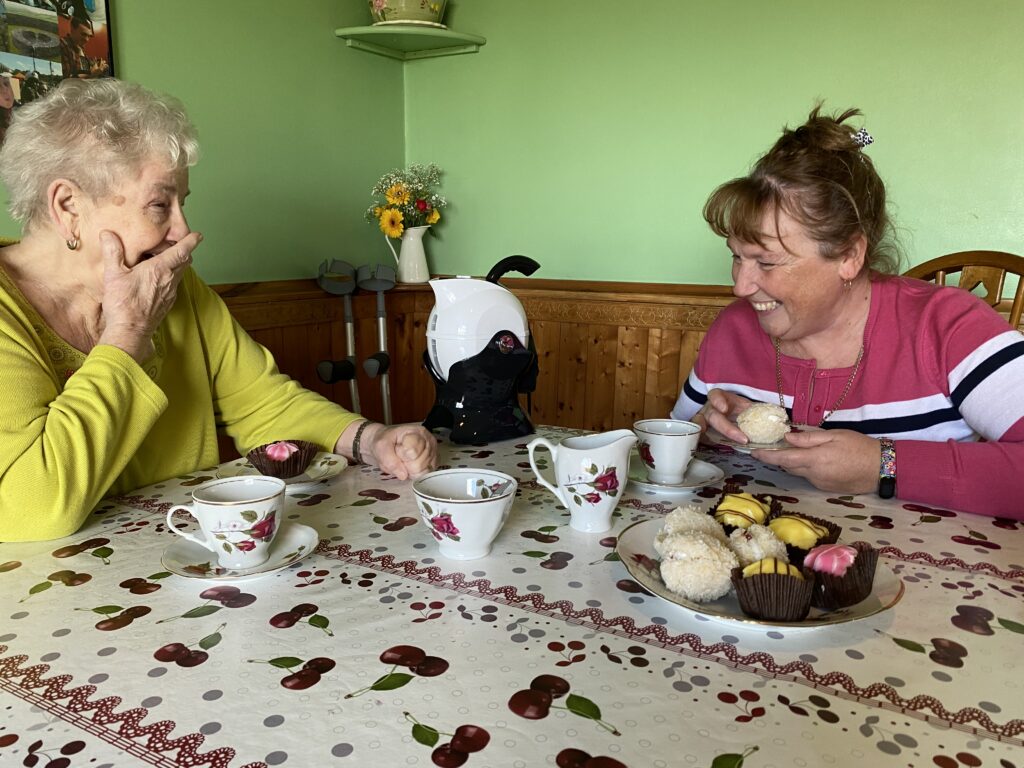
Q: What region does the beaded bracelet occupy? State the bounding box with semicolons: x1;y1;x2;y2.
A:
878;437;896;499
351;420;372;465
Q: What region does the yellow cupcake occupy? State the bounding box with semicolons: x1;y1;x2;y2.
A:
768;516;829;549
713;493;769;528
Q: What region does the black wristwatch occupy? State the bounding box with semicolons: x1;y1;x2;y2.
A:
878;437;896;499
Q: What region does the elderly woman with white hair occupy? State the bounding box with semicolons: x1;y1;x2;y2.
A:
0;78;436;542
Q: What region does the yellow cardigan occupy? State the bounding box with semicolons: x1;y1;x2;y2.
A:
0;266;360;541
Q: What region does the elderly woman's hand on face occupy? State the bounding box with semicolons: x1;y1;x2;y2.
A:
360;422;438;480
97;229;202;362
692;388;756;444
752;429;879;494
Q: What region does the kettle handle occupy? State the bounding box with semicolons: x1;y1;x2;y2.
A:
486;255;540;284
526;438;563;504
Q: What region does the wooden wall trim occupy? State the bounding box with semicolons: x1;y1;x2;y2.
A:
213;276;1023;435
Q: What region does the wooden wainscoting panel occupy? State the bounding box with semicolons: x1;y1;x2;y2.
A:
583;324;619;433
613;325;650;429
216;278;735;434
388;294;433;425
528;319;562;429
676;330;705;411
555;322;590;428
644;328;682;421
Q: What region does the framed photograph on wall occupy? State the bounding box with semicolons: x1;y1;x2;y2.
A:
0;0;113;142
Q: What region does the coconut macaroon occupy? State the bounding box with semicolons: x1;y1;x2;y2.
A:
737;403;790;443
728;524;789;567
659;507;724;544
658;531;738;602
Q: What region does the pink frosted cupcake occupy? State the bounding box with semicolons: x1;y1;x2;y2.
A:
804;541;878;610
247;440;318;480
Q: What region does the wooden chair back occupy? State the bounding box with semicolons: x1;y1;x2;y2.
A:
903;250;1024;328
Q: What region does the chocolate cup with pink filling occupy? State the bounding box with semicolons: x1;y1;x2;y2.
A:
246;440;319;480
807;541;879;611
707;492;782;537
771;513;842;568
730;565;814;622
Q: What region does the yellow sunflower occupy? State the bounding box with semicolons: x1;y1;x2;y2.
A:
385;183;410;206
426;208;441;225
373;206;383;218
379;208;404;238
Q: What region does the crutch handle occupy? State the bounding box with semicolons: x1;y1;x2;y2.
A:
362;351;391;379
317;358;357;384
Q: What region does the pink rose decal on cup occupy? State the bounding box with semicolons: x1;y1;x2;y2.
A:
413;469;517;560
638;441;655;469
249;513;277;542
428;513;461;542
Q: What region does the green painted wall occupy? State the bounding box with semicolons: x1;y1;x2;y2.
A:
2;1;1021;285
0;0;406;284
406;0;1024;283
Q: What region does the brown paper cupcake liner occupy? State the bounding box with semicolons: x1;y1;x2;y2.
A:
810;542;879;610
247;440;319;480
731;566;813;622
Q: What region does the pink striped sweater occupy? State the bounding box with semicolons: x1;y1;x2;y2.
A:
671;275;1024;519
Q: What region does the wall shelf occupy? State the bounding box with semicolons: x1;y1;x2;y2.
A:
334;26;486;61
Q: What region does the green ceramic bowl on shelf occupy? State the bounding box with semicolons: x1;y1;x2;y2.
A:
368;0;447;26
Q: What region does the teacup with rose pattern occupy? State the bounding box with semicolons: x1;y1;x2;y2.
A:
412;469;517;560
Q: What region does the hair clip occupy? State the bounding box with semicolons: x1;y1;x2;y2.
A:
852;127;874;148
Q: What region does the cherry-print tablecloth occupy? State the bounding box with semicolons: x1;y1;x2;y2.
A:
0;426;1021;768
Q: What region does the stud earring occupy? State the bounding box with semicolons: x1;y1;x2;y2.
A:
66;237;79;251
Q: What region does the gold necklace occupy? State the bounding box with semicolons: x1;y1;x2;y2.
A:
774;337;864;427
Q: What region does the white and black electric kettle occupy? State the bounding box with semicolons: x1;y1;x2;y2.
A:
422;256;540;443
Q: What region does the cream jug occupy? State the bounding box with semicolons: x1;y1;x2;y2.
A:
526;430;637;532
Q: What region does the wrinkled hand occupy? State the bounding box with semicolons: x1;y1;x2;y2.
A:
691;388;755;444
752;429;880;494
98;230;202;362
364;423;437;481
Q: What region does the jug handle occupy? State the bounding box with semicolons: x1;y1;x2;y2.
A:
527;438;563;504
384;234;400;267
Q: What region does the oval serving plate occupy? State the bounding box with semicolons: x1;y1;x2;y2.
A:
615;518;903;630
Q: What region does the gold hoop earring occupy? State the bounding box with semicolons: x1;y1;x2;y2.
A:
66;237;79;251
843;279;853;290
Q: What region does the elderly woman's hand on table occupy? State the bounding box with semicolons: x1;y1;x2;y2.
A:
753;428;880;494
340;421;437;480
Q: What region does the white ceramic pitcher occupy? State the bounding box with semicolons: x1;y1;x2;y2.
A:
526;430;637;533
386;225;430;284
